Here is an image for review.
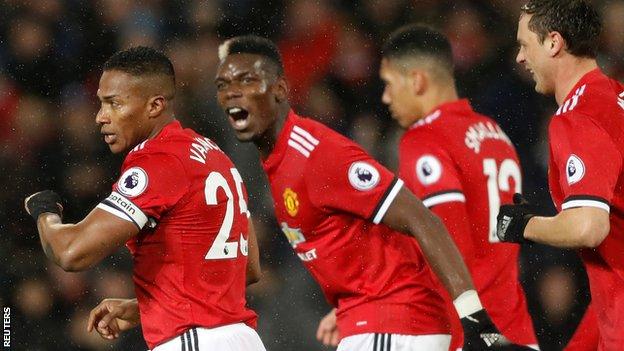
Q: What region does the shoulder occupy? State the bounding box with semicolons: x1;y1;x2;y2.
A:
400;114;474;158
557;74;622;118
285;118;323;158
290;117;364;161
124;140;185;166
400;114;449;146
121;134;199;178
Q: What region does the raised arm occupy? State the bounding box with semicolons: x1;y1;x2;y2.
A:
25;190;139;272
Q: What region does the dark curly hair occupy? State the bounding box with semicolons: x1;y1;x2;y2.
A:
521;0;602;58
221;35;284;75
103;46;175;82
381;24;454;75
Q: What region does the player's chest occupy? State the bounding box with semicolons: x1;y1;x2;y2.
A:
268;173;328;251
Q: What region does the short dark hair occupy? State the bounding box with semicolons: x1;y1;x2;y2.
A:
103;46;175;82
221;35;284;75
521;0;602;58
382;24;454;74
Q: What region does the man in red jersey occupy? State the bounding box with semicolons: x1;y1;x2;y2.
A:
214;35;533;351
497;1;623;350
23;47;265;350
374;24;538;351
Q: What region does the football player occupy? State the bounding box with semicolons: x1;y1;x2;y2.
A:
378;24;538;350
497;1;623;349
214;35;533;351
24;47;265;350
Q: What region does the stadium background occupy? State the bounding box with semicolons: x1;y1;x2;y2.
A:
1;0;623;350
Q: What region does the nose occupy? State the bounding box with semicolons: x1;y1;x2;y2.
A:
382;87;391;105
225;86;243;99
516;49;525;64
95;107;108;125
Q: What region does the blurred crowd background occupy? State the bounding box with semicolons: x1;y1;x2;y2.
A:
1;0;624;350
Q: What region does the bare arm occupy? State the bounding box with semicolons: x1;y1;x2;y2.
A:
524;207;610;248
381;187;474;299
246;219;262;285
34;208;139;272
429;201;476;267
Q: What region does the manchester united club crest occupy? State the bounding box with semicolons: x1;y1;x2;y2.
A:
283;188;299;217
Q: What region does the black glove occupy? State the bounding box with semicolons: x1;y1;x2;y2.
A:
24;190;64;221
461;309;535;350
496;193;536;243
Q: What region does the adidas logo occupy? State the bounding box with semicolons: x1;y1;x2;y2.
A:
618;92;624;110
498;216;512;237
480;333;501;347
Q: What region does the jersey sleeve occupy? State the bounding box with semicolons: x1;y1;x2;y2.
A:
305;138;403;224
96;152;190;229
398;132;465;208
549;113;622;212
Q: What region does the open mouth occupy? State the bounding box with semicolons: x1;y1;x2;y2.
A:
227;107;250;130
102;132;116;144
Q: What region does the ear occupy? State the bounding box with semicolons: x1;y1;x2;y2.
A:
147;95;167;118
274;77;289;103
409;69;427;96
547;31;565;57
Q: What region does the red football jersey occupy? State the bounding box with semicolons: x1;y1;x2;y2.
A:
97;121;257;349
262;110;449;338
548;69;624;350
398;100;536;348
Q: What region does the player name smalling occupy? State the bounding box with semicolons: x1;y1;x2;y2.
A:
464;121;512;154
189;137;222;164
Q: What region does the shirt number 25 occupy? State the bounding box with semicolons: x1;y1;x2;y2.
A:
204;168;250;259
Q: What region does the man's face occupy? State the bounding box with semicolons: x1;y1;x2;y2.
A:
380;58;421;129
215;53;281;142
96;70;153;154
516;14;555;95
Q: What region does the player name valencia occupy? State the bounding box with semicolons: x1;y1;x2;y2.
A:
189;136;221;164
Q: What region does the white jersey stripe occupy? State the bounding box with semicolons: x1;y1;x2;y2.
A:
131;140;147;153
292;126;319;145
96;203;134;223
422;192;466;208
287;139;311;158
372;179;404;224
289;132;315;151
562;199;610;213
562;99;572;114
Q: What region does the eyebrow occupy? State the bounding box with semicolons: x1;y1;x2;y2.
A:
215;70;256;82
99;94;118;101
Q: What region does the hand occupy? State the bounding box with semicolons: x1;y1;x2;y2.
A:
496;193;536;243
87;298;140;340
24;190;64;221
461;309;535;350
316;308;340;347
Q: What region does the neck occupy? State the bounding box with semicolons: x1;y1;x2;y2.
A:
147;113;175;140
554;57;598;105
257;104;290;159
420;82;459;119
